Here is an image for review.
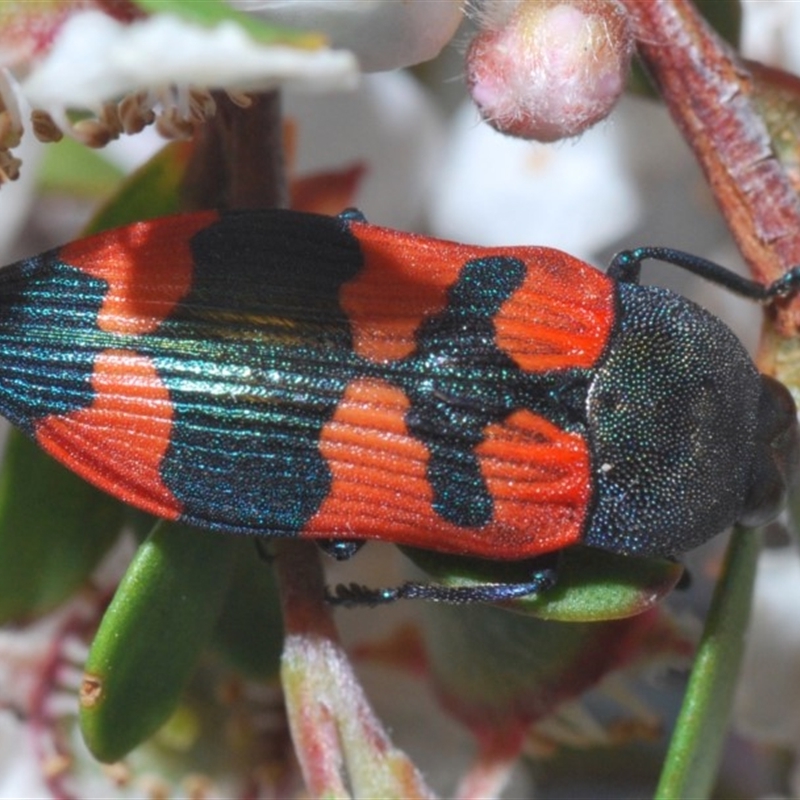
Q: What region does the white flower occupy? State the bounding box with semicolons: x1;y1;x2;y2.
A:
284;70;445;229
0;72;41;258
427;92;739;276
740;0;800;72
428;97;642;257
735;545;800;747
23;10;358;112
0;713;50;800
0;6;360;172
230;0;464;72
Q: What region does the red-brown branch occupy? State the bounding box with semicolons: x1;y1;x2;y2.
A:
624;0;800;333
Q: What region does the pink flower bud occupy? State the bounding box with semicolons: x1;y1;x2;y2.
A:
467;0;633;141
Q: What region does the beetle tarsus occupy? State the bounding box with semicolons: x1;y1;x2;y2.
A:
327;569;557;607
764;265;800;298
317;539;364;561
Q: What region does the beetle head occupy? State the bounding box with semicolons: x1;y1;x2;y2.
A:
585;284;795;558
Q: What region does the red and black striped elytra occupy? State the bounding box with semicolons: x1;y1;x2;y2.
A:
1;208;798;604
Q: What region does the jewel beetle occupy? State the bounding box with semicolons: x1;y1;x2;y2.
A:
1;207;797;604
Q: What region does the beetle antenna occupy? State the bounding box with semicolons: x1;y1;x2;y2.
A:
608;247;800;302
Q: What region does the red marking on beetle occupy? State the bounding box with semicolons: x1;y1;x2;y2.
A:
305;379;588;558
59;211;219;335
35;349;181;519
341;222;458;363
476;409;591;553
344;222;615;370
494;250;615;372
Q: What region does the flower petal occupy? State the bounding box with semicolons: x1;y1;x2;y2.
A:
284;71;445;228
0;72;42;249
734;545;800;746
232;0;464;72
0;0;99;70
22;10;358;111
0;712;51;800
428;97;640;256
741;0;800;72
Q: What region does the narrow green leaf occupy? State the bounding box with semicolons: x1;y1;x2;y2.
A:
401;545;683;621
694;0;741;47
39;138;124;199
132;0;327;48
0;140;199;624
86;140;195;233
420;594;690;753
655;527;760;799
79;521;238;763
0;430;125;623
210;540;284;680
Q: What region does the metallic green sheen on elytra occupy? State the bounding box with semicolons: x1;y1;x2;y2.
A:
0;208;797;608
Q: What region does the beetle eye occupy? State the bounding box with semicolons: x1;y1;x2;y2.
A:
763;376;800;479
741;376;800;527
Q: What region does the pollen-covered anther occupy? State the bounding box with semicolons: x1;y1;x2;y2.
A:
155;106;200;140
0;74;22;180
0;73;23;147
118;92;156;135
72;116;116;148
99;101;124;138
30;109;64;143
102;762;133;787
41;753;72;779
0;149;22;182
225;90;253;109
188;88;217;122
0;109;22;150
137;775;170;800
183;774;214;799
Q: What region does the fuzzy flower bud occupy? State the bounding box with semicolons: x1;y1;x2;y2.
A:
467;0;633;141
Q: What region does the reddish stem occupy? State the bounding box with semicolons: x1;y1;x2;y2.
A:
273;539;338;640
624;0;800;334
182;92;287;212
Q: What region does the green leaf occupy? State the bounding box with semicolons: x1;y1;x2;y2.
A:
131;0;327;48
79;521;238;763
0;430;125;623
400;545;683;622
420;591;689;742
0;139;196;623
86;140;195;233
39;138;124;199
694;0;741;47
210;540;284;680
655;527;760;799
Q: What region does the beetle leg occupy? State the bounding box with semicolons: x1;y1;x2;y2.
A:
338;207;368;223
316;538;365;561
326;568;557;606
765;266;800;298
